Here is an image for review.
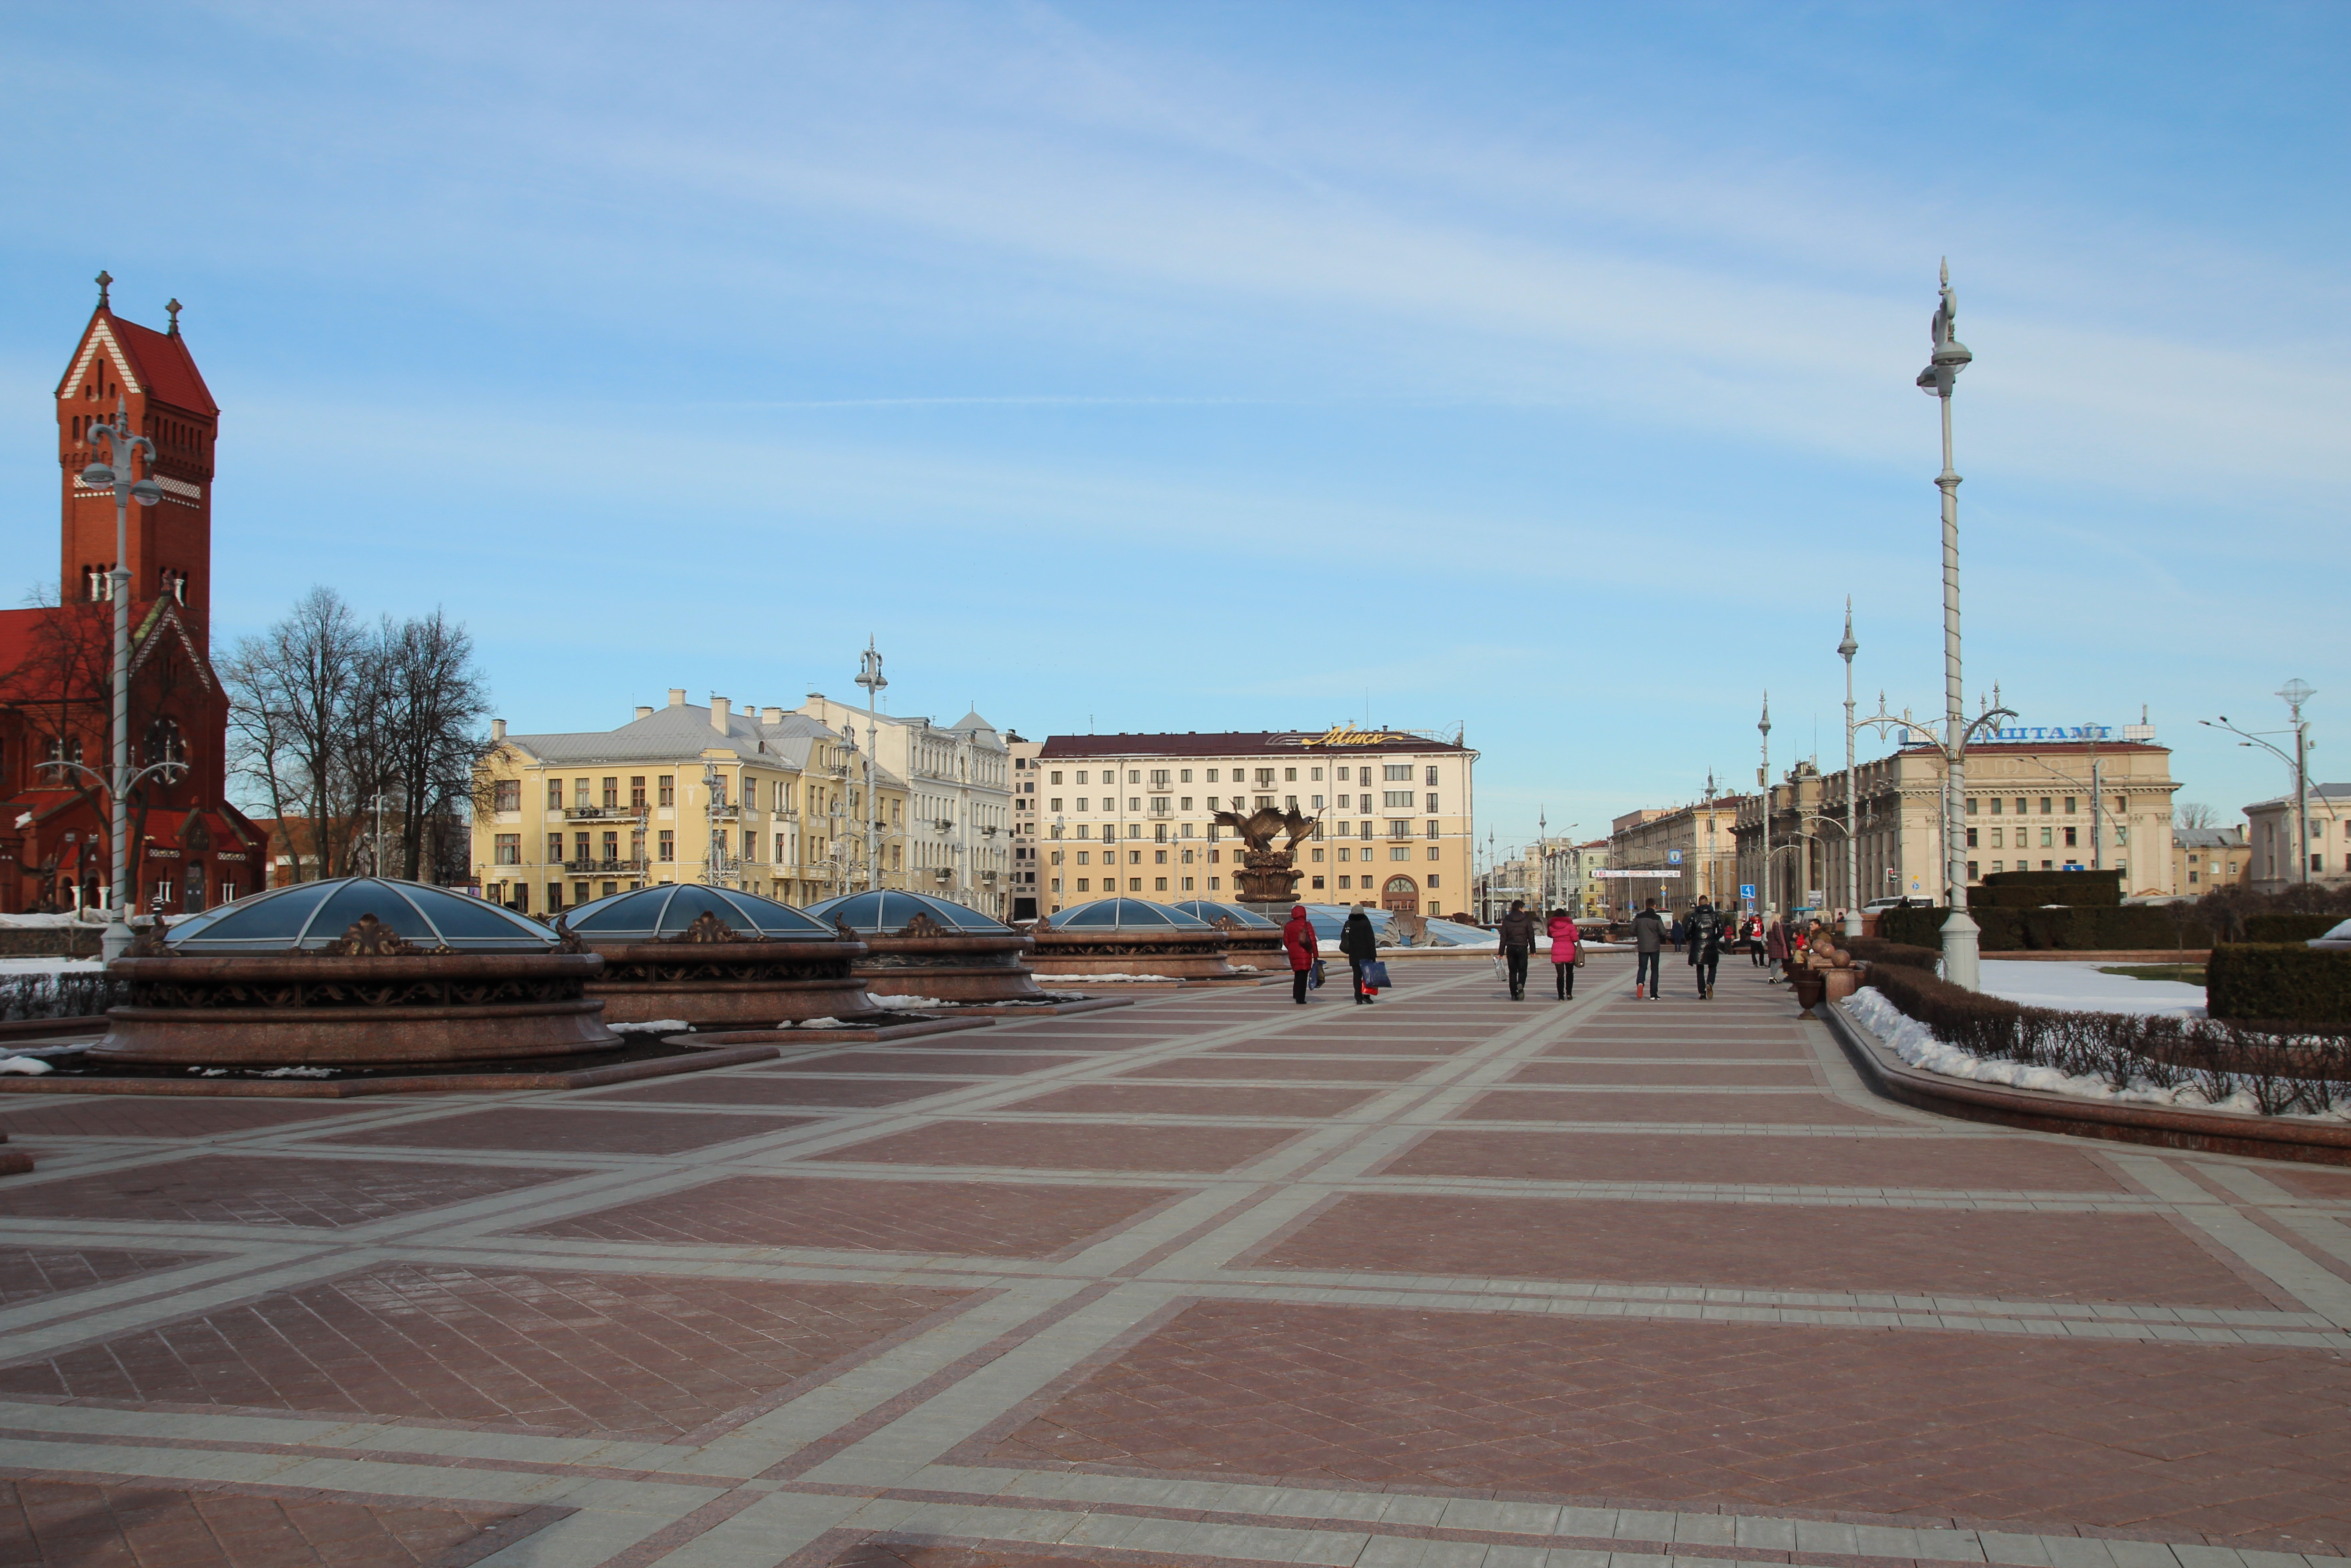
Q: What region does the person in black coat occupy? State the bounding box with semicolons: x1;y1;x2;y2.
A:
1684;896;1727;999
1339;906;1380;1004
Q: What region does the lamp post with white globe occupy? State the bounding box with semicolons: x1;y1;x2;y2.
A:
50;379;175;961
1916;259;1983;990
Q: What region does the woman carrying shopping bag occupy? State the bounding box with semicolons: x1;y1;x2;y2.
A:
1281;905;1320;1004
1340;906;1380;1005
1546;907;1580;999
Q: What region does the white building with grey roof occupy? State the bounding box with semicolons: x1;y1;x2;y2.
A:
797;694;1016;918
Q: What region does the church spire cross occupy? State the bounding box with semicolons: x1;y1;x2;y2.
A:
95;270;112;308
166;298;182;336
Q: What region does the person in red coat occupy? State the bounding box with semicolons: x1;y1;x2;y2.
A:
1545;908;1580;999
1281;905;1318;1003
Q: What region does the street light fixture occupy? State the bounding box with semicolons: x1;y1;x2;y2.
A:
853;638;886;892
1838;602;1860;938
1757;694;1771;922
1915;259;1985;989
2202;680;2316;885
45;361;176;960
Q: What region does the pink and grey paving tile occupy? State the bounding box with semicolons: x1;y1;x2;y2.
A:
1251;1192;2279;1305
1383;1128;2130;1189
1507;1059;1820;1085
0;1244;208;1308
0;1262;972;1438
0;1153;575;1229
991;1083;1380;1117
784;1052;1091;1075
806;1120;1306;1173
1451;1087;1908;1125
976;1298;2351;1552
0;1098;386;1140
587;1074;981;1107
1118;1055;1431;1081
0;1478;547;1568
312;1105;812;1156
1541;1035;1811;1058
519;1173;1181;1257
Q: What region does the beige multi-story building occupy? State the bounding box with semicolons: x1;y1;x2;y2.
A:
798;695;1014;918
471;689;911;914
2244;785;2351;893
1569;838;1612;919
1607;795;1750;918
1007;735;1044;920
1735;737;2182;913
1032;725;1477;917
2173;826;2250;894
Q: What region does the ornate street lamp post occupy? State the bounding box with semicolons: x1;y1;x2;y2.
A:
51;368;173;960
2202;680;2316;886
854;638;886;892
1916;260;1982;988
1838;603;1860;938
1758;695;1771;923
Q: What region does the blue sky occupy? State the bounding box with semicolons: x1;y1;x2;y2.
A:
1;2;2343;848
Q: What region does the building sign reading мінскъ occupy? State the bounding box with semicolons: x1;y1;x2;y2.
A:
1274;725;1415;748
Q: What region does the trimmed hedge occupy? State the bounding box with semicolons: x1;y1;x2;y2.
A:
1847;936;1941;972
2207;943;2351;1026
1972;868;2123;909
0;972;122;1021
2242;913;2344;944
1880;904;2213;952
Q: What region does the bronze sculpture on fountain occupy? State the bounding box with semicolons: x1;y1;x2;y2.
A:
1210;805;1319;904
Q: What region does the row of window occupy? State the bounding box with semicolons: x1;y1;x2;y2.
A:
1046;764;1438;787
1048;819;1443;842
1964;824;2121;849
1046;791;1440;814
1964;795;2126;817
1973;860;2130;878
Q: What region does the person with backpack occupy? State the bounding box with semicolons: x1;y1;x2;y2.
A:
1281;905;1318;1004
1546;907;1580;998
1685;896;1726;1000
1495;899;1536;999
1339;905;1379;1004
1631;898;1666;1000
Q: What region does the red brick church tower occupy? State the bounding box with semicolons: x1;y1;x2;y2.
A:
0;274;263;913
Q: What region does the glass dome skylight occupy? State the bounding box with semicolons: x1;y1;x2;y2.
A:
560;883;834;941
1168;900;1279;929
164;877;558;954
1044;898;1214;930
803;890;1013;933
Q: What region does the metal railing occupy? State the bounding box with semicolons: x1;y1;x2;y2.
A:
562;857;647;875
563;805;644;823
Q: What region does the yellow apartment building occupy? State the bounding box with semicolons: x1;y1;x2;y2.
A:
470;689;910;914
1032;726;1478;918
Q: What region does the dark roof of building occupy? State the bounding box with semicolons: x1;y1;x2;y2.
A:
2175;828;2246;849
1040;729;1472;759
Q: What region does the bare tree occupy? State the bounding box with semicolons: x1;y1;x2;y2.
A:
2174;801;2218;831
223;589;491;884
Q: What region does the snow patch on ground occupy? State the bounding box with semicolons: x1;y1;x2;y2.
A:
865;994;942;1010
1062;973;1180;982
609;1019;690;1035
1978;959;2206;1018
1232;964;1262;973
0;1055;53;1075
257;1066;338;1077
791;1017;847;1029
1842;988;2289;1115
0;958;104;977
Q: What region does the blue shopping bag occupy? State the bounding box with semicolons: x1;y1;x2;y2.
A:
1362;959;1393;990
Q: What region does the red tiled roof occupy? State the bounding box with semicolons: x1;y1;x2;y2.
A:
59;309;218;415
1040;729;1472;759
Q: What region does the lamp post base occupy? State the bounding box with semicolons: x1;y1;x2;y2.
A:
101;916;135;965
1842;911;1862;941
1939;908;1981;991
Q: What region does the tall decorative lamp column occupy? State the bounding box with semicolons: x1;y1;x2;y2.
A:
1838;602;1861;939
1916;260;1980;989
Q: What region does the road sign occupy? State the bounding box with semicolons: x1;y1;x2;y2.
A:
1667;850;1683;865
1739;883;1755;900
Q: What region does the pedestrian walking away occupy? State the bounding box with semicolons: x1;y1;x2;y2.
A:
1281;904;1317;1004
1546;907;1580;998
1496;899;1536;999
1339;905;1380;1004
1631;898;1666;999
1765;913;1789;982
1685;895;1726;999
1746;912;1767;966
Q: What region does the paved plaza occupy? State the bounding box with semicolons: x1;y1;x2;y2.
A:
2;957;2349;1567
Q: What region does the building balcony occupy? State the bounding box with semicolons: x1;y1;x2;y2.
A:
563;857;647;876
705;803;743;821
563;804;645;823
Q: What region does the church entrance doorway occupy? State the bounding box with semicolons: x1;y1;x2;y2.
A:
1382;875;1419;914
